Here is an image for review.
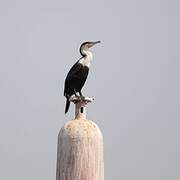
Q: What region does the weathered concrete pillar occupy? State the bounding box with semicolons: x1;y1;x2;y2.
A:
56;96;104;180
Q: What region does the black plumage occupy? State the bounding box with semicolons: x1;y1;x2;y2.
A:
64;61;89;113
64;41;100;114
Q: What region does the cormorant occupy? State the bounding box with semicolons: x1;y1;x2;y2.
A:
64;41;101;113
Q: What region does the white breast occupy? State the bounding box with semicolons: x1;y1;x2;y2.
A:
79;51;93;68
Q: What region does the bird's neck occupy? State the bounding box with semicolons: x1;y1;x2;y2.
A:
80;48;92;57
79;50;93;68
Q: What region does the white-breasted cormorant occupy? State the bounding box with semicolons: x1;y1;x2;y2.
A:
64;41;101;113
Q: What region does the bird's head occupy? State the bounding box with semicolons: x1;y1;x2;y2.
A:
80;41;101;56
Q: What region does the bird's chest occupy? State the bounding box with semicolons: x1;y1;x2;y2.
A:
79;56;92;68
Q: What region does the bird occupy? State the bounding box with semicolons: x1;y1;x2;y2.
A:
64;41;101;114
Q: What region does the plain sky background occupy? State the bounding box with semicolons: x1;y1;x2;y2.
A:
0;0;180;179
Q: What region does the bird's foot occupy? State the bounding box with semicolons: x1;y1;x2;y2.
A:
69;95;93;104
69;94;83;103
75;94;84;101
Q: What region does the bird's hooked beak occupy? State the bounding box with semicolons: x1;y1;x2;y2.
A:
88;41;101;48
92;41;101;45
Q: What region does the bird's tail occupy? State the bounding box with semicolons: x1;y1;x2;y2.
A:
65;98;70;114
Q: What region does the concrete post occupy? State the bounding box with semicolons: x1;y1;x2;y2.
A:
56;96;104;180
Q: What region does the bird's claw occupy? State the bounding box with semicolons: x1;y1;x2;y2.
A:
74;94;84;101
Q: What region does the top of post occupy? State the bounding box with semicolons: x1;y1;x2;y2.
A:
69;95;93;119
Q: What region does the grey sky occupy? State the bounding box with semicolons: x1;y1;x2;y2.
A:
0;0;180;179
